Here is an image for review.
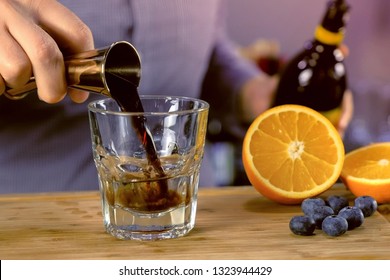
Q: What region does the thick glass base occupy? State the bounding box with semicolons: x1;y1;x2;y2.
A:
103;200;197;241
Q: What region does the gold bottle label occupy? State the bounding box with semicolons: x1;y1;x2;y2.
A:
314;26;344;45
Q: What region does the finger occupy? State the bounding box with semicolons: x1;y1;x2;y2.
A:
12;28;67;103
338;89;354;138
239;75;278;123
68;88;90;103
0;27;32;89
35;0;94;54
4;1;67;103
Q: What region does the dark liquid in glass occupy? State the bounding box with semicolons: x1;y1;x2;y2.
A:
105;72;182;211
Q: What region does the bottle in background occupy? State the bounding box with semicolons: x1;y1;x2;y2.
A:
272;0;350;127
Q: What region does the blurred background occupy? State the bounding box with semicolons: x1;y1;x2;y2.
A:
226;0;390;151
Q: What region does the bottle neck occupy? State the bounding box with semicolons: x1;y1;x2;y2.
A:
314;25;344;46
314;0;349;46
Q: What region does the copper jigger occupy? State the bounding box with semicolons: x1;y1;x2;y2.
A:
4;41;141;100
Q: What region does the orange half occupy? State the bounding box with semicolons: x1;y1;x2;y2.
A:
242;105;345;204
341;142;390;203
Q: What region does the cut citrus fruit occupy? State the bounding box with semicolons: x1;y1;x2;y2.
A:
242;104;345;204
341;142;390;204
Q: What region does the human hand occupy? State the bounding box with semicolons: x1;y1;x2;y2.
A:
238;75;279;124
239;39;280;63
337;89;353;138
0;0;94;103
336;44;353;138
238;39;281;123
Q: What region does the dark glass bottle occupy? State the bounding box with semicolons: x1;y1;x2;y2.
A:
272;0;350;126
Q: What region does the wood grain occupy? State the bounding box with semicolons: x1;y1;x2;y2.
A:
0;185;389;260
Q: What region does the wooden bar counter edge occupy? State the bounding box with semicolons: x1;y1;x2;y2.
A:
0;184;389;260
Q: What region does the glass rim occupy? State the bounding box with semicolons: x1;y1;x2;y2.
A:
88;95;209;116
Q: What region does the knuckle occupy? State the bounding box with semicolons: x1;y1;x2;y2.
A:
0;54;31;87
74;22;94;49
32;37;62;66
2;58;30;80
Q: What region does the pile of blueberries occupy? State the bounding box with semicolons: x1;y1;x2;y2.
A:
289;195;378;237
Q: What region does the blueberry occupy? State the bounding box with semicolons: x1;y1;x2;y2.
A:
338;206;364;230
301;198;326;215
310;205;334;229
354;196;378;217
326;195;349;214
322;215;348;237
289;216;316;236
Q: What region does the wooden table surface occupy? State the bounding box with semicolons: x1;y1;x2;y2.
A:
1;185;389;260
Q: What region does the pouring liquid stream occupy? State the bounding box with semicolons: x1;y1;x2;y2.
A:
105;71;169;200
